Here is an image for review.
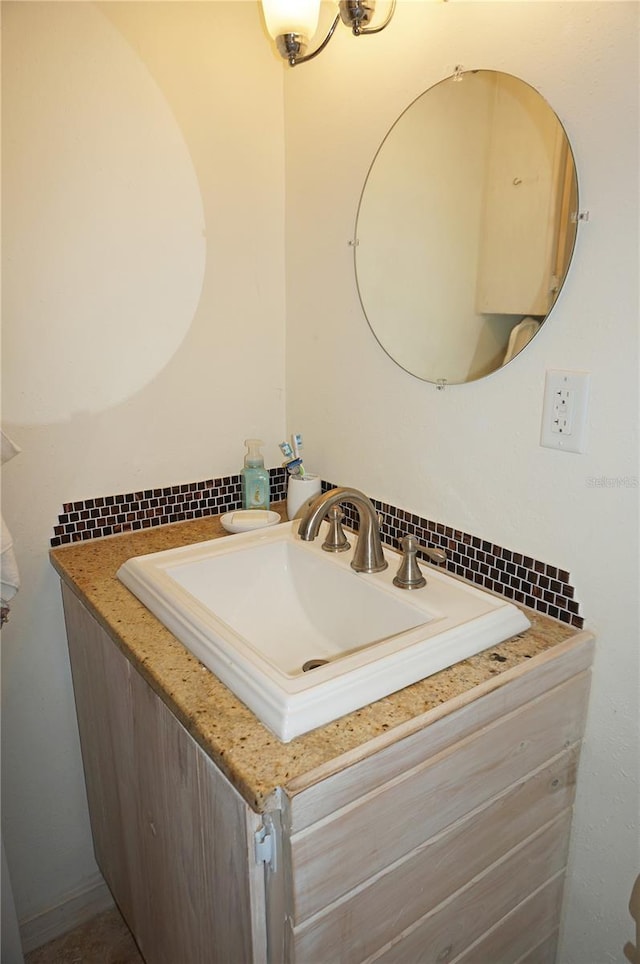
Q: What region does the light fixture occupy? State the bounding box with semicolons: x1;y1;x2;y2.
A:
261;0;396;67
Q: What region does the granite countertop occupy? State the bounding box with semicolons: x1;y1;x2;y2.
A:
50;503;585;812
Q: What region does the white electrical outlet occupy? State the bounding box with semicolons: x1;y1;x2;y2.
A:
541;370;590;453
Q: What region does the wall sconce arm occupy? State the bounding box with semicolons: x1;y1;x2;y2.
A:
265;0;396;67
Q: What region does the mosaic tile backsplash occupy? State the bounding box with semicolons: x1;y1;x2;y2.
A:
51;469;288;546
51;472;582;628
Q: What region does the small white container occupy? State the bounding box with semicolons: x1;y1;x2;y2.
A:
287;474;322;520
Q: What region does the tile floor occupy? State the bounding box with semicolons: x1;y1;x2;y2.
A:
24;907;144;964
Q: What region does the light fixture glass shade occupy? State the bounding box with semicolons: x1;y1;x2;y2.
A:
261;0;321;41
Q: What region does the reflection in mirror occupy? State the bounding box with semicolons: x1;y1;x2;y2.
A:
354;70;579;385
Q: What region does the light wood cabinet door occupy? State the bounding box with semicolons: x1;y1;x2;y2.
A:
62;584;266;964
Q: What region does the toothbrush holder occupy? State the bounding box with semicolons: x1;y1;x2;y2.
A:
287;474;322;520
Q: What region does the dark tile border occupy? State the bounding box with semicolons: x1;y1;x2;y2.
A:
50;468;288;546
50;472;582;628
322;480;583;630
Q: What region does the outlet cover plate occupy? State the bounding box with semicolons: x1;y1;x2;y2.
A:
541;369;590;453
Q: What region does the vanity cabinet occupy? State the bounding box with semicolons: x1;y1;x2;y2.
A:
61;582;593;964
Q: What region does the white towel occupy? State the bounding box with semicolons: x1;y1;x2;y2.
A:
1;517;20;603
502;317;541;366
1;430;21;624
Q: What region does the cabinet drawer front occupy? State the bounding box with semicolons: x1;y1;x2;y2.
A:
290;673;589;922
368;812;571;964
450;874;563;964
288;637;593;833
515;931;560;964
292;750;575;963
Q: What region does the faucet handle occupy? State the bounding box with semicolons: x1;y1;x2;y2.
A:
424;546;447;565
393;534;427;590
322;505;351;553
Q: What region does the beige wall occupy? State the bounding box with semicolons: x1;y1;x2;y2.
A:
2;2;638;962
1;0;285;936
284;3;638;962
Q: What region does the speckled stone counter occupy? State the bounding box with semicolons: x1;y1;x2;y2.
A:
50;504;586;812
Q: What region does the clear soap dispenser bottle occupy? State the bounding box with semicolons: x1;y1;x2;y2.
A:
241;439;270;510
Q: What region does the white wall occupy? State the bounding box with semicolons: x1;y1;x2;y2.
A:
1;0;285;936
284;2;638;962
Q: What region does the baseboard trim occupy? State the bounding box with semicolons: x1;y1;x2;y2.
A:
19;871;114;953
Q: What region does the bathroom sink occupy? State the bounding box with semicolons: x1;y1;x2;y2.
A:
117;521;530;741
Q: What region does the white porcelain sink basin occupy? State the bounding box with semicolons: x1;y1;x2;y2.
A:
118;521;530;741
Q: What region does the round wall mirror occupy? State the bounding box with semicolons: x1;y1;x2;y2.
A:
354;69;579;385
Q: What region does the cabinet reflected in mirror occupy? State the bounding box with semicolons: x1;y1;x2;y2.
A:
354;70;579;385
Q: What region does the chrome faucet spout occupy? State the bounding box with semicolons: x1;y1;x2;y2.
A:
298;487;388;574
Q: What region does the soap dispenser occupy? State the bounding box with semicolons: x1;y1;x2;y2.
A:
241;439;270;510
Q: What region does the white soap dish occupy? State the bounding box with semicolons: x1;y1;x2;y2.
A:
220;509;281;534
